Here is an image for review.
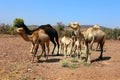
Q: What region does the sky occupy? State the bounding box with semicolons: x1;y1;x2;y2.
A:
0;0;120;28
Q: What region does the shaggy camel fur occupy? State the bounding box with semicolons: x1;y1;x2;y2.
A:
81;24;101;50
69;22;106;64
14;18;59;55
59;36;75;57
16;28;50;62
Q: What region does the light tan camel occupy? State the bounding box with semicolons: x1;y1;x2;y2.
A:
16;28;50;62
81;24;101;50
59;36;75;57
70;38;82;59
69;22;106;64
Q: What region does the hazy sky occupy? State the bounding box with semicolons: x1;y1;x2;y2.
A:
0;0;120;28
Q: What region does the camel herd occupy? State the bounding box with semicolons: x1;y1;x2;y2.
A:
14;19;106;64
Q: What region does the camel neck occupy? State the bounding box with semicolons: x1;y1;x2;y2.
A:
22;24;33;35
74;27;80;35
19;32;31;41
74;27;84;40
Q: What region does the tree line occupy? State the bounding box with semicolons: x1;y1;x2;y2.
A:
0;22;120;40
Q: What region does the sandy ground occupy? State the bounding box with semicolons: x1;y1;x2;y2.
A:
0;34;120;80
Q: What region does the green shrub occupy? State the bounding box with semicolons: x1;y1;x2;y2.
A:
7;26;17;35
61;60;79;69
69;64;79;69
82;62;91;67
70;58;78;62
13;18;24;27
61;60;69;67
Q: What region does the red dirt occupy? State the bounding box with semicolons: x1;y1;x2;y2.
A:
0;34;120;80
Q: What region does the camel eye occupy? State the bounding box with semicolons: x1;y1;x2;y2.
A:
73;24;76;26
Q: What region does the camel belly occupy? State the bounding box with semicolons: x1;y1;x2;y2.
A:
39;33;50;42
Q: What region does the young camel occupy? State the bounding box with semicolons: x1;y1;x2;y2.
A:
14;18;59;55
16;28;50;62
69;22;106;64
59;36;74;57
59;35;82;59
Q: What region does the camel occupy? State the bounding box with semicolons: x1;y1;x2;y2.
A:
16;28;50;62
59;36;75;57
70;38;82;59
81;24;102;50
14;18;59;55
69;22;106;64
59;35;82;58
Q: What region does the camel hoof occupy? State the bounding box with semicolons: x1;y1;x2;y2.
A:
44;54;47;57
31;60;35;63
52;51;54;55
37;56;40;61
56;53;59;56
87;61;91;64
46;57;48;61
98;57;103;60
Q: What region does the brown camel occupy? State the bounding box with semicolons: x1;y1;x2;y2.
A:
14;18;59;55
16;28;50;62
69;22;106;64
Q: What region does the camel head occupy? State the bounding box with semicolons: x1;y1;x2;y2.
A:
13;18;32;35
68;22;80;30
16;28;26;35
16;28;31;41
93;24;101;30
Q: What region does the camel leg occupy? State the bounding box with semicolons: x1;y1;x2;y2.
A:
32;43;39;62
37;44;45;61
85;42;91;64
63;44;69;58
96;43;99;50
73;45;77;57
46;41;50;60
99;41;104;59
30;42;34;53
63;44;67;58
43;45;47;59
55;37;60;55
59;42;63;55
78;44;82;60
50;38;57;55
55;34;60;55
89;36;94;50
69;41;75;57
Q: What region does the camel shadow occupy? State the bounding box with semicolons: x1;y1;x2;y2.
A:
37;58;60;63
48;54;64;56
91;56;111;63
